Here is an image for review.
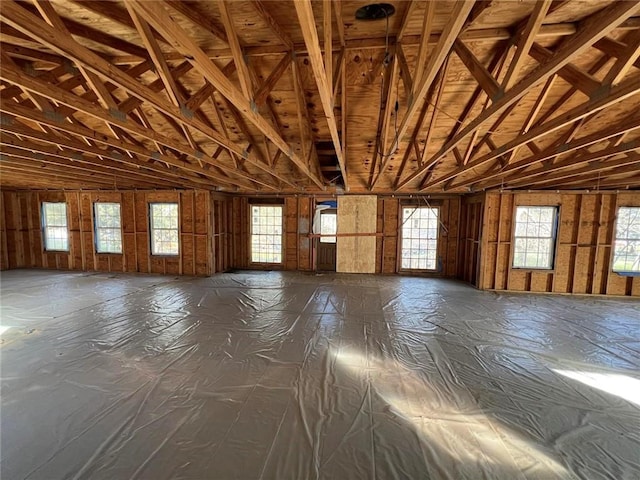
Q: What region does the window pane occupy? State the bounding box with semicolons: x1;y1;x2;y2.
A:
613;207;640;272
150;203;179;255
42;202;69;251
400;207;439;270
512;206;557;269
320;212;337;243
251;205;283;263
95;203;123;253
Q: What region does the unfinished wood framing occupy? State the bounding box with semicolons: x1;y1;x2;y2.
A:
1;190;212;276
477;191;640;296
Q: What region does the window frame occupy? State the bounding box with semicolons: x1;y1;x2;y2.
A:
511;205;559;271
250;204;284;265
612;206;640;275
93;202;123;254
149;202;180;256
41;202;70;252
398;205;440;272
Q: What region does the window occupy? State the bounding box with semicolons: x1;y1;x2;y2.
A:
400;207;439;270
251;205;283;263
42;202;69;251
320;211;337;243
613;207;640;273
513;206;558;269
94;203;122;253
149;203;179;255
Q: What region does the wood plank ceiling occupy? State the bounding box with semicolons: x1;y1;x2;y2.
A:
0;0;639;193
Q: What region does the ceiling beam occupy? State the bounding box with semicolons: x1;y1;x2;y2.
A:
397;0;640;190
453;39;502;100
501;0;552;90
293;0;348;188
369;46;399;189
0;113;255;190
253;53;292;107
428;76;640;190
380;0;476;183
500;153;640;190
0;64;276;190
602;28;640;86
413;1;435;97
0;142;191;189
323;0;332;96
528;43;601;95
129;0;325;189
0;0;285;184
462;114;640;190
216;0;253;100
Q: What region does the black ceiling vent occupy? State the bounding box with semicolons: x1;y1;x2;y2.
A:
355;3;395;20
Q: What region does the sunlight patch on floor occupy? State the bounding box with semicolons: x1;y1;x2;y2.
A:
553;368;640;407
333;347;567;477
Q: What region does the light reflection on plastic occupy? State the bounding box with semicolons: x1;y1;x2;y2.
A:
0;326;13;336
333;347;567;475
553;369;640;407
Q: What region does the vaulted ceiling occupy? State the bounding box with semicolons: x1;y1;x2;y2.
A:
1;0;639;193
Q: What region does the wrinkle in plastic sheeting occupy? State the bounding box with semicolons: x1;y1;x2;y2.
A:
1;269;639;480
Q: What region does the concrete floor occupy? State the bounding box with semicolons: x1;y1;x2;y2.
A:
1;269;639;480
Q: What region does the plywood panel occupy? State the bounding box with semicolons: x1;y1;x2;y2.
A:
337;195;377;273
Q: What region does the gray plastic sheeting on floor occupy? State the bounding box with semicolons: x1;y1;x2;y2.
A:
1;269;639;480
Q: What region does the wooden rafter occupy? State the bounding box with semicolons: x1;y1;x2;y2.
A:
0;0;289;187
293;0;347;188
602;28;640;86
453;39;502;100
128;0;325;189
501;0;552;90
369;46;399;189
397;0;640;190
457;112;640;190
413;1;435;97
216;0;253;100
0;62;278;191
379;0;476;182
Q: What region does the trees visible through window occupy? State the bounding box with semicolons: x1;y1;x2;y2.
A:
400;207;439;270
513;206;558;269
94;203;122;253
150;203;179;255
251;205;283;263
42;202;69;251
613;207;640;273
